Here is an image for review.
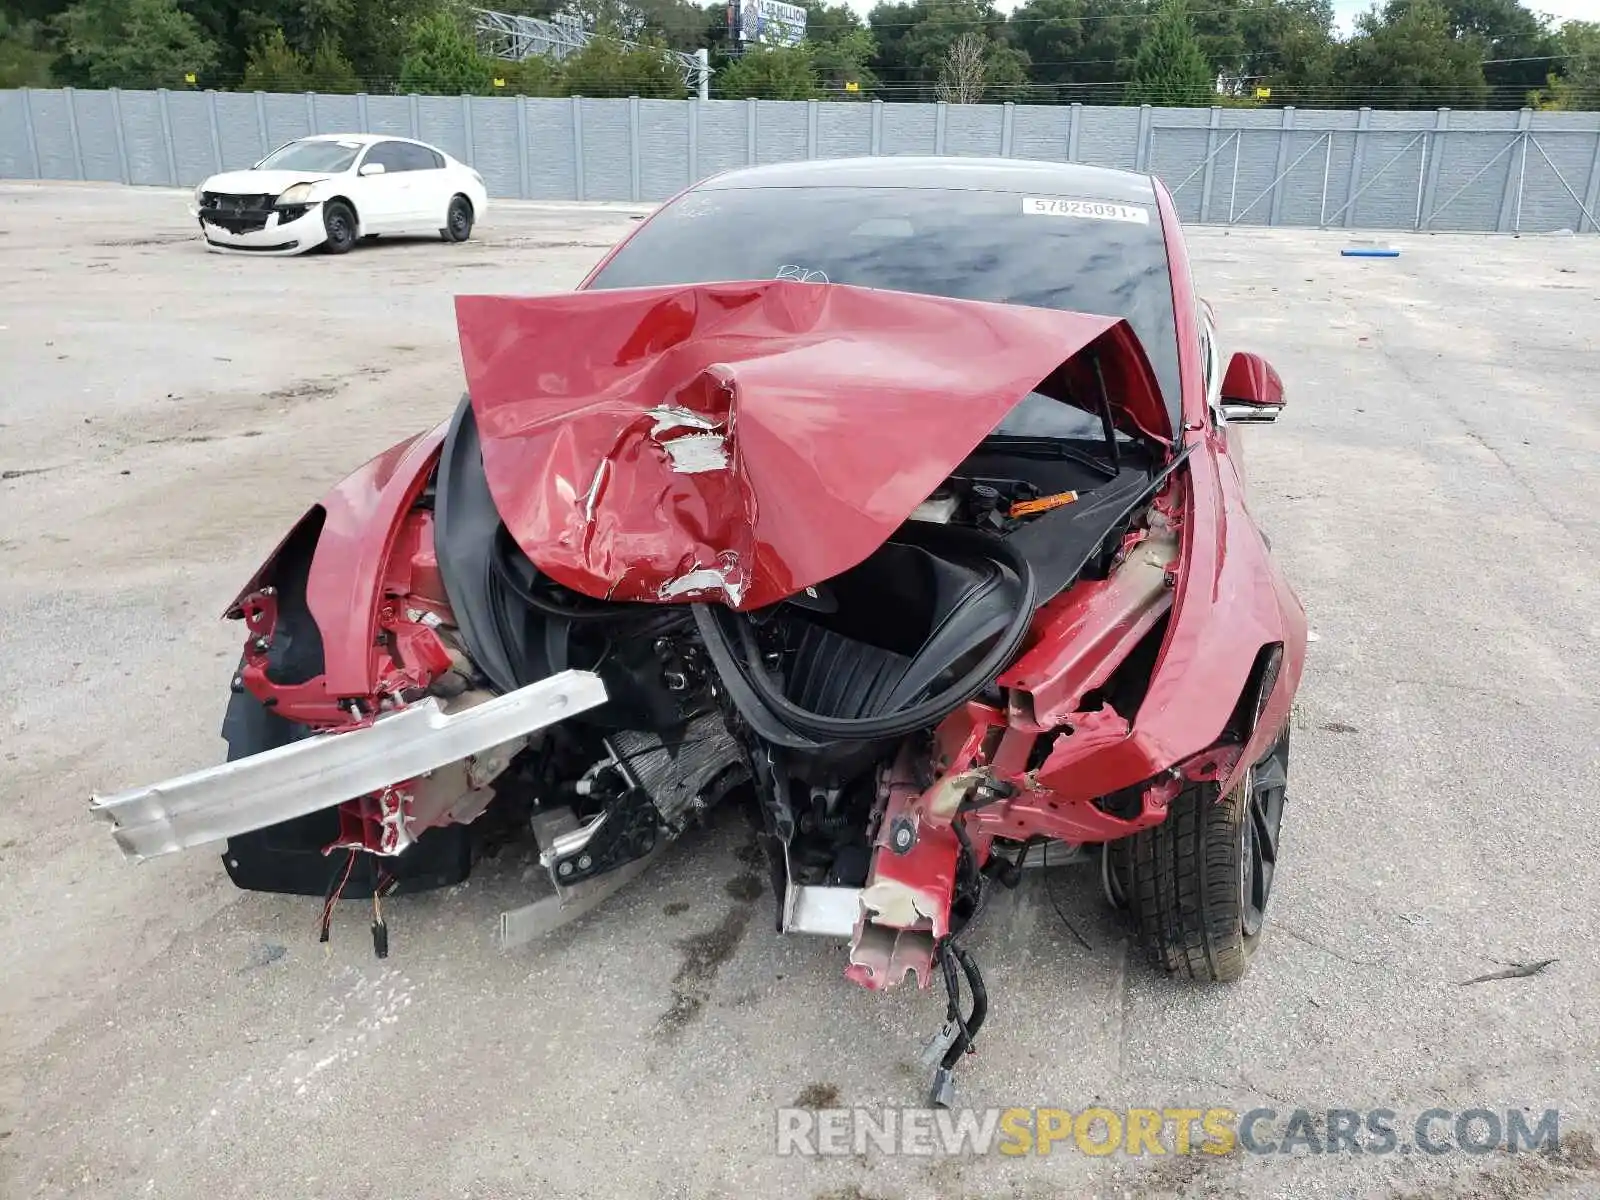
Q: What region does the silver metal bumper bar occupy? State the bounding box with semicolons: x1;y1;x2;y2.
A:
90;670;608;862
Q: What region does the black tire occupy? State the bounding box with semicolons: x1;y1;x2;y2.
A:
1116;723;1290;982
322;200;357;254
442;195;474;243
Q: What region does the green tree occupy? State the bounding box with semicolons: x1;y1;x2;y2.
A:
866;0;1023;100
240;26;307;89
173;0;431;88
500;50;566;94
811;25;877;95
1335;0;1489;109
305;32;361;90
715;42;819;97
54;0;220;86
1125;0;1213;106
801;0;867;44
1248;0;1339;104
337;0;438;86
1006;0;1138;105
1437;0;1559;105
1529;20;1600;110
0;14;56;86
558;33;686;95
398;8;496;93
1221;0;1336;99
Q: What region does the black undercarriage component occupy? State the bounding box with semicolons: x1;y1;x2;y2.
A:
545;779;661;885
219;688;472;897
607;711;749;830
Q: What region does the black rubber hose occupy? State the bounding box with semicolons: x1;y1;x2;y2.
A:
697;530;1037;743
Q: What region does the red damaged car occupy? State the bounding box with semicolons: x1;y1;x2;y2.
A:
94;157;1304;1105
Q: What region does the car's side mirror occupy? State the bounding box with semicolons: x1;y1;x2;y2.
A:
1220;351;1285;423
358;162;386;177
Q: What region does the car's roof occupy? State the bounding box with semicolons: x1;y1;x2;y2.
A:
295;133;440;150
697;156;1158;205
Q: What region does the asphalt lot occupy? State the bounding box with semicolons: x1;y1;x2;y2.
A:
1;181;1597;1200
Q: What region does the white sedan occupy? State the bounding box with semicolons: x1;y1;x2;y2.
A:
192;133;489;256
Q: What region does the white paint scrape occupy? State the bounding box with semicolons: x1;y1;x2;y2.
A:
647;405;730;473
659;555;746;606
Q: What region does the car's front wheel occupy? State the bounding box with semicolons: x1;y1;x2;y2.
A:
322;201;357;255
1112;722;1290;982
442;195;474;243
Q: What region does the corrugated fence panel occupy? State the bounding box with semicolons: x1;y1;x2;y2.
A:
1347;110;1430;230
1529;112;1600;233
1208;112;1280;226
1009;105;1070;161
695;100;749;179
471;96;522;198
0;90;30;177
1149;126;1208;222
755;100;807;163
1075;105;1140;169
524;98;575;199
27;90;76;179
881;103;935;155
639;99;689;200
944;103;1002;156
1271;130;1337;227
119;91;169;186
4;90;1600;233
262;93;311;150
1428;127;1518;231
1263;128;1326;226
580;98;630;200
417;96;468;163
167;89;218;184
215;92;265;169
365;95;412;137
313;93;361;134
71;89;122;181
815;102;871;158
1520;131;1595;232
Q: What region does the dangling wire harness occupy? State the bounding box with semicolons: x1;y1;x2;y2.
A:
928;938;988;1108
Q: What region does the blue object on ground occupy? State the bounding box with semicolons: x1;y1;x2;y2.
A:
1341;248;1401;257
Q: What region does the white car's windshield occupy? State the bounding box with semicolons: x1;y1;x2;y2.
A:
257;139;362;173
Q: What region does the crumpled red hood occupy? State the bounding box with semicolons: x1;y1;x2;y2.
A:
456;280;1163;611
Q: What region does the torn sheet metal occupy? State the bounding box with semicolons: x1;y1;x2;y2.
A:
456;280;1166;611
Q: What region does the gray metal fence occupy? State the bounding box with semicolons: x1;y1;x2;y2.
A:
3;87;1599;233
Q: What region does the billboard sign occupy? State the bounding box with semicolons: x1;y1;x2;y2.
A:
735;0;807;47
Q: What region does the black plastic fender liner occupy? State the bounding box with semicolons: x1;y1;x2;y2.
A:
433;393;526;695
691;605;829;752
218;685;472;897
1008;442;1196;603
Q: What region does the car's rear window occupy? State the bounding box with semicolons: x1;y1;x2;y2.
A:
257;139;361;173
587;184;1180;426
